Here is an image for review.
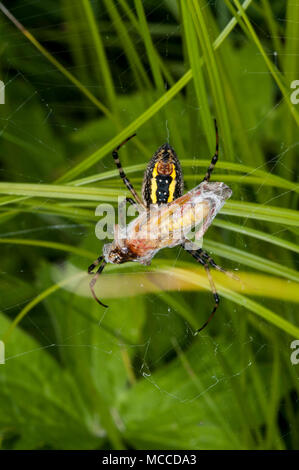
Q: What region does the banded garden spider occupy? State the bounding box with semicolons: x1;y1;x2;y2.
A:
88;121;236;334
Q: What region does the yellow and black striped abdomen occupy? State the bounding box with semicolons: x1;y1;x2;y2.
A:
142;143;184;207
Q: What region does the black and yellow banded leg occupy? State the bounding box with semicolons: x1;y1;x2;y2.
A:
118;196;141;228
112;134;145;207
88;255;104;274
203;119;219;183
190;248;238;280
118;196;140;209
126;197;138;206
184;247;220;334
194;264;220;334
89;259;108;308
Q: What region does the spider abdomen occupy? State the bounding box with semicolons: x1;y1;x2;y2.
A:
142;143;184;206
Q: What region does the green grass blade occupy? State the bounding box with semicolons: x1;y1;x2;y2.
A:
181;0;214;152
204;239;299;282
222;200;299;226
0;2;112;118
134;0;185;156
103;0;151;89
0;182;126;201
57;0;253;183
161;265;299;338
232;0;299;127
71;159;299;194
82;0;117;111
188;0;234;160
0;182;298;227
0;238;95;259
213;219;299;254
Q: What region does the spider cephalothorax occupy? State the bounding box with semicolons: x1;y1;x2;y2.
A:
88;121;237;334
103;240;138;265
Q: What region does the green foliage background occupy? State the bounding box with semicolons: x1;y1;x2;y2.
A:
0;0;298;450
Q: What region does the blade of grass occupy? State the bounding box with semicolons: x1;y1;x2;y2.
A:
82;0;117;112
0;196;28;207
204;239;299;282
188;0;234;160
204;3;265;169
134;0;163;91
213;219;299;254
118;0;176;87
4;266;299;345
261;0;283;59
222;200;299;226
0;200;95;221
164;265;299;338
116;173;297;193
103;0;151;89
231;0;299;127
181;0;214;152
0;182;298;226
283;0;299;173
0;2;111;118
57;263;299;305
71;158;299;194
56;69;193;182
56;0;253;183
265;344;281;449
0;0;151;163
0;182;126;201
0;238;95;259
134;0;185;157
1;271;86;344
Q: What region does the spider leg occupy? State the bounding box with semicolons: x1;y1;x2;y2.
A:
194;264;220;334
88;255;104;274
202;119;219;182
191;248;239;280
89;260;108;308
118;196;141;229
112;134;145;207
119;196;140;212
184;246;219;333
125;197;138;207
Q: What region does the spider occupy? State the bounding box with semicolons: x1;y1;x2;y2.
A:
88;121;236;334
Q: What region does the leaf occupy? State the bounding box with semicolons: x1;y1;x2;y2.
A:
118;339;273;450
0;312;101;449
40;261;146;404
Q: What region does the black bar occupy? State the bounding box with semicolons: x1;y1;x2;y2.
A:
0;450;297;466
